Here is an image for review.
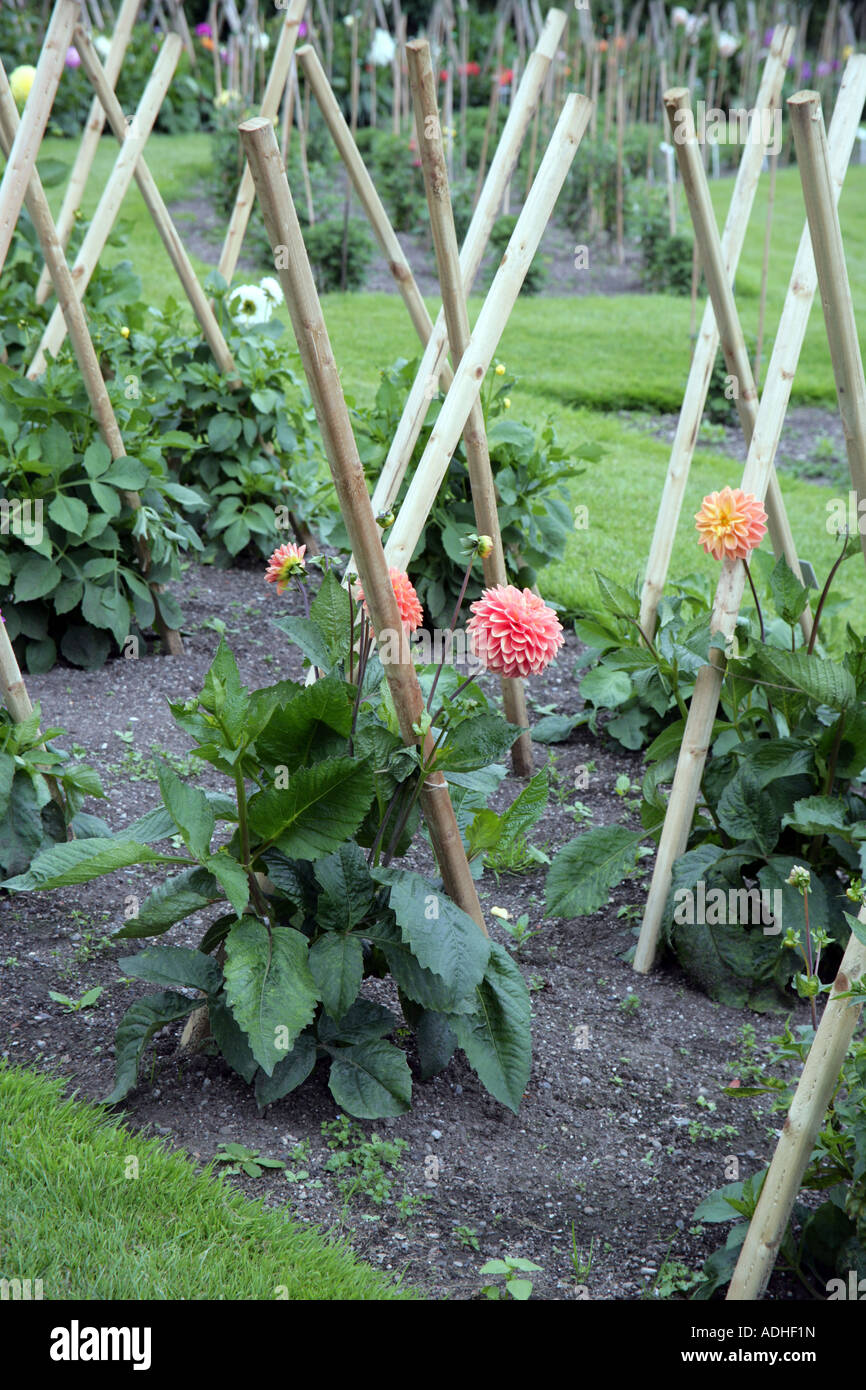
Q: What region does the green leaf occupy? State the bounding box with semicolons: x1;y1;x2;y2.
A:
313;841;376;932
437;714;520;772
309;933;364;1021
498;768;548;847
372;865;490;1000
200;640;249;746
364;917;476;1014
450;942;532;1114
82;440;111;477
843;911;866;948
414;1008;457;1080
223;918;319;1075
593;570;639;619
746;647;856;712
253;757;374;860
104;991;198;1103
530;714;580;744
209;992;258;1084
81;582;129;648
102;456;150;490
545;827;644;918
272;615;333;672
207;413;243;451
769;554;810;626
14;553;61;602
255;672;353;771
255;1030;317;1106
317;998;397;1046
579;666;632;709
156;763;215;859
309;568;352;666
113;867;222;938
47;493;89;533
717;771;780;857
118;945;221;994
204;853;250;918
3;838;185;891
781;796;850;837
327;1038;412;1119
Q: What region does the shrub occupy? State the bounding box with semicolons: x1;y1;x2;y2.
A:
487;214;547;294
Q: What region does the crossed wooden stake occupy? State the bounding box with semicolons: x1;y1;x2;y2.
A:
630;50;866;1298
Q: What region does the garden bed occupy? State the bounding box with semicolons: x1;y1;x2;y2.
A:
0;561;811;1301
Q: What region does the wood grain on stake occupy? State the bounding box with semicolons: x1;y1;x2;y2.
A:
639;23;795;639
633;54;866;976
35;0;140;305
217;0;307;288
406;37;534;779
0;0;79;275
384;93;593;575
788;91;866;570
662;85;813;644
29;35;183;378
351;5;567;574
238;115;486;934
72;26;237;383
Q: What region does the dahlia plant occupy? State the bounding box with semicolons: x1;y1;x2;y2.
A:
4;547;563;1119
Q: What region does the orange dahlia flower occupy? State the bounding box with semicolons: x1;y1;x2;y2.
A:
695;487;767;563
265;542;307;594
356;568;423;631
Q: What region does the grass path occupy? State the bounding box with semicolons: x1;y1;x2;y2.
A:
0;1063;415;1300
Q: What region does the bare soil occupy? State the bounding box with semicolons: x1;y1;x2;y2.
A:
0;561;814;1301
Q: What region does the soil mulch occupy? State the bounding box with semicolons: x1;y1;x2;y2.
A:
0;561;813;1301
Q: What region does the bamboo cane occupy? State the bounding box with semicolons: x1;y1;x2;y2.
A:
72;26;238;383
754;148;776;388
0;619;65;808
34;0;140;305
348;7;567;579
238;114;487;934
298;42;450;367
633;55;866;976
0;0;79;276
615;56;625;264
473;70;500;209
728;907;866;1299
28;36;183;379
384;95;592;576
638;23;794;640
217;0;307;288
406;39;534;778
788;91;866;572
663;87;813;643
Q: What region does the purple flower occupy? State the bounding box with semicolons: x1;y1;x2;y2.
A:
299;21;307;37
817;60;832;77
832;59;840;71
65;45;80;68
801;60;813;80
764;28;774;47
195;22;213;39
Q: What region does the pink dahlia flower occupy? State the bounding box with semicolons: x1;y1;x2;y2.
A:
695;487;767;563
356;568;423;631
467;585;564;679
65;46;81;68
265;542;306;594
195;22;213;39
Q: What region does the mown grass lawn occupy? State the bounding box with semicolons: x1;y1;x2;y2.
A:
34;135;866;627
0;1063;416;1300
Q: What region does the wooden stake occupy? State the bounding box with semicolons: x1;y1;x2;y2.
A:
0;615;36;725
663;87;813;643
633;56;866;976
217;0;307;288
298;42;450;366
406;38;534;778
0;0;79;275
355;7;567;565
638;24;794;639
788;90;866;571
728;907;866;1299
238;114;486;934
28;35;183;378
72;26;238;383
34;0;140;306
384;95;592;576
754;149;777;389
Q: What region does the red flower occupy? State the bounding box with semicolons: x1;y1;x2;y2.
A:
467;585;563;678
265;543;306;594
499;68;514;85
459;61;480;77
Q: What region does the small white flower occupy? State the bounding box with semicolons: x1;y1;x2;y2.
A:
228;283;273;325
93;34;112;60
369;27;396;66
344;14;355;27
717;30;739;58
257;32;270;52
672;6;690;25
259;275;283;305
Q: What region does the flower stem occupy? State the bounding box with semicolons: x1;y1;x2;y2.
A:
426;550;478;713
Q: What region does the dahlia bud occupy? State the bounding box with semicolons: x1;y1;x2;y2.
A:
377;509;396;529
786;865;811;892
476;535;494;558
